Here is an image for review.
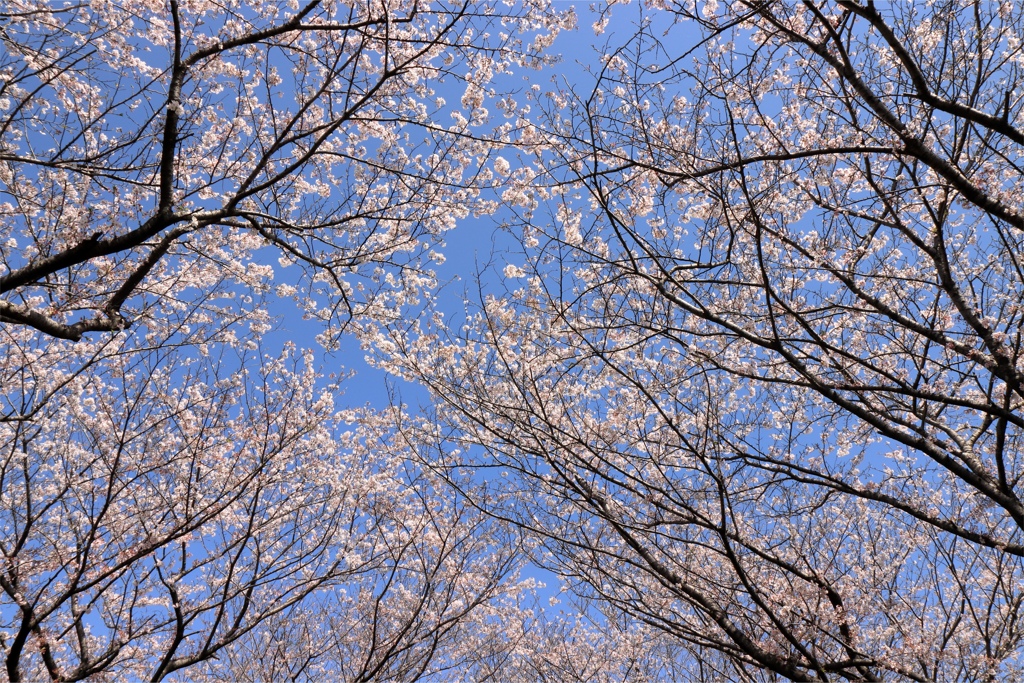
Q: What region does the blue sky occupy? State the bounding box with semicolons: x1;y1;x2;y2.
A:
278;1;680;412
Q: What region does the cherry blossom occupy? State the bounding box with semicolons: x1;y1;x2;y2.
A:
0;0;575;679
365;1;1024;679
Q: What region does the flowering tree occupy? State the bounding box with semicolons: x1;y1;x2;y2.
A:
0;0;574;680
1;337;534;681
369;0;1024;680
0;0;570;340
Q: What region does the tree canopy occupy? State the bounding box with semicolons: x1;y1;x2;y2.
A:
2;0;1023;680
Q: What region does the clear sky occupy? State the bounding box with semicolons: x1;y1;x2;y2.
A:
270;1;668;412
